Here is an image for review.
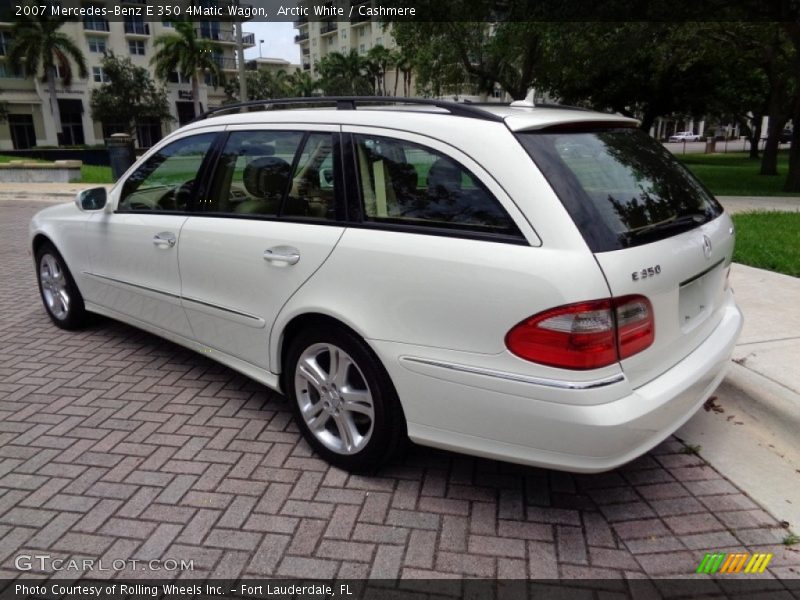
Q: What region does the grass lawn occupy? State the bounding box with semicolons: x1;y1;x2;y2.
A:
732;212;800;277
679;151;800;197
80;164;113;184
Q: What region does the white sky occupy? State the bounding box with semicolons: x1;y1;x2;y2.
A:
243;22;301;63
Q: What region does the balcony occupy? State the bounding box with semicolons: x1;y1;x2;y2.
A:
124;22;150;35
295;32;309;43
213;56;238;71
320;21;337;35
302;62;311;71
196;28;255;48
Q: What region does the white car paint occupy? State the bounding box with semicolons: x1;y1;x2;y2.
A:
30;102;743;472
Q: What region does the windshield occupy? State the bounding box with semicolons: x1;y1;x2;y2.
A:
516;128;722;252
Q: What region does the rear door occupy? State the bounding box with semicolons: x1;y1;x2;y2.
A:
177;125;344;369
517;128;734;387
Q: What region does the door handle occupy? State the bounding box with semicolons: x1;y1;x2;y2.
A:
263;246;300;265
153;232;176;248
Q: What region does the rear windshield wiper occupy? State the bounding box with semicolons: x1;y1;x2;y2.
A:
626;213;708;240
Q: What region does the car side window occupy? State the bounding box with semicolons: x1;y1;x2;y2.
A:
353;134;521;236
118;133;217;212
204;130;336;220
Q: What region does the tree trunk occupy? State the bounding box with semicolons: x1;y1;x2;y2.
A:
393;68;399;95
192;74;201;118
47;67;63;137
784;116;800;191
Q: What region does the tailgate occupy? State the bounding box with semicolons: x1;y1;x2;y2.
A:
594;214;735;388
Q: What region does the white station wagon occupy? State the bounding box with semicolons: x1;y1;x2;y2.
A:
30;97;742;473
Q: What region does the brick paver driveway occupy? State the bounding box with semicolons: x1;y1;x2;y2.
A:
1;200;798;583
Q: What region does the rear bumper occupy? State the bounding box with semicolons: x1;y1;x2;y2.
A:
381;295;743;473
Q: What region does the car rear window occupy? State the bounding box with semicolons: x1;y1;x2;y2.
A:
516;128;723;252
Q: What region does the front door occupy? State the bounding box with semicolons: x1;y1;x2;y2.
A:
177;126;344;369
83;132;219;337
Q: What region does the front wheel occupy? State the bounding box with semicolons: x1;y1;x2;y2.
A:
35;243;89;330
284;324;406;472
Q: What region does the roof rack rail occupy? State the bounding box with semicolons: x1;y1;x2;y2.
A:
192;96;506;123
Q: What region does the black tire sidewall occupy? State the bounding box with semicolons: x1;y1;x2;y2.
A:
35;243;86;330
284;324;403;472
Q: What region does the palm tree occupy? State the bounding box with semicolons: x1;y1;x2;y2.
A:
288;69;317;97
7;15;88;141
151;21;225;118
367;45;393;95
317;50;372;95
393;47;415;97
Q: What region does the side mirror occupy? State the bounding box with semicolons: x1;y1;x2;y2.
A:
75;187;107;212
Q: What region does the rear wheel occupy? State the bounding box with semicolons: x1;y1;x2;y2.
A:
35;243;88;330
284;324;405;472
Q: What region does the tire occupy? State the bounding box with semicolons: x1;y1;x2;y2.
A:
35;242;89;330
284;323;406;472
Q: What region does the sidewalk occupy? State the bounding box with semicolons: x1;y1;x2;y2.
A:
678;263;800;531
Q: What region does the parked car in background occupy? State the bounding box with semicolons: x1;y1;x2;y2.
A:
669;131;701;142
29;97;742;473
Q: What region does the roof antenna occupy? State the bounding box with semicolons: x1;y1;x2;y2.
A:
510;88;536;108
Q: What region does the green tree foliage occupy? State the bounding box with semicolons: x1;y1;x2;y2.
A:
151;21;225;118
7;14;88;137
224;68;318;101
392;22;548;100
316;50;373;96
90;52;172;137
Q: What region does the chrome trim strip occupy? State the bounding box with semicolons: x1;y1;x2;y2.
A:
84;272;181;299
400;357;625;390
182;295;264;323
85;272;263;323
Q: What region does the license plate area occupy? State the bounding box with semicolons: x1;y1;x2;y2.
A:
679;261;724;332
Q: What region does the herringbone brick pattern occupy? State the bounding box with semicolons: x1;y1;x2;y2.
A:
1;200;798;581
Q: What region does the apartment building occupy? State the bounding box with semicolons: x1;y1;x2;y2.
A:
294;1;396;74
0;9;254;150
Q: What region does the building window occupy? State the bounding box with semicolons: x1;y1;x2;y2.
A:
376;37;382;46
162;20;173;27
359;44;365;54
0;62;25;79
311;38;317;47
93;66;110;83
83;16;109;32
0;31;12;56
341;29;347;39
128;39;145;55
87;36;106;53
359;28;366;37
168;71;190;84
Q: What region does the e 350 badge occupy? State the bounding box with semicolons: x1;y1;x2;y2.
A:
632;265;661;281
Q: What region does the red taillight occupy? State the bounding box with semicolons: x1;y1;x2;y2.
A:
505;295;654;370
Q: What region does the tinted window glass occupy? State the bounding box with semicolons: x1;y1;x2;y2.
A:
205;130;336;219
516;129;723;252
354;134;521;237
119;133;216;212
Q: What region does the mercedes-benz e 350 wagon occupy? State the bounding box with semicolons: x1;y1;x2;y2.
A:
30;97;742;472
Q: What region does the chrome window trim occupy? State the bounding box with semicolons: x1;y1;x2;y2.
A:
400;356;625;390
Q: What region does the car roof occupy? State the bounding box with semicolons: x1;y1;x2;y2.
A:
179;98;639;136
